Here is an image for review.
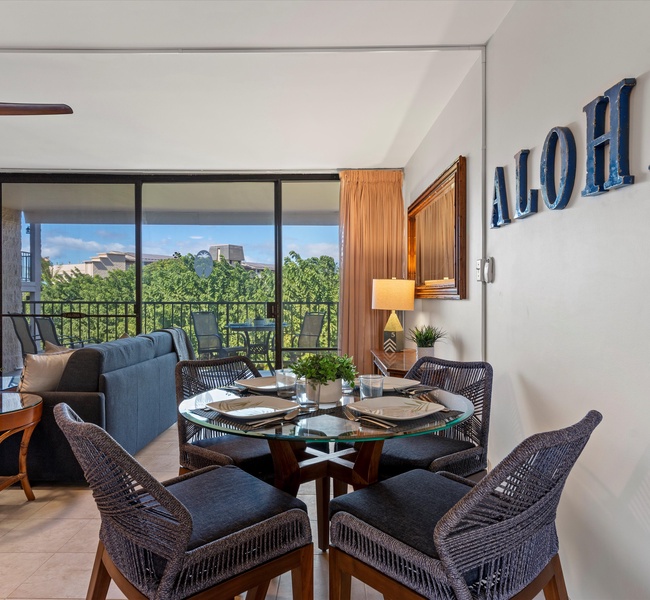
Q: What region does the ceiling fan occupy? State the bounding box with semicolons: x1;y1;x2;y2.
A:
0;102;72;115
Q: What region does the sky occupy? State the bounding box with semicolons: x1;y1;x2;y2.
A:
29;220;339;266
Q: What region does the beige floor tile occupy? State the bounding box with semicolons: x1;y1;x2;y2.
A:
0;552;52;598
0;518;88;554
8;552;96;599
25;490;98;520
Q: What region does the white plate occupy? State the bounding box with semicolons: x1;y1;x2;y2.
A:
206;396;298;420
350;396;446;421
382;377;420;391
234;376;277;392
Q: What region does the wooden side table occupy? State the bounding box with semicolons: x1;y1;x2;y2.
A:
371;349;418;378
0;393;43;501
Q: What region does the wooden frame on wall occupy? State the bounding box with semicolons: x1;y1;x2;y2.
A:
407;155;466;299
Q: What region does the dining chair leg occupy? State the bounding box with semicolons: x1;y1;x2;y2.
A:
329;547;351;600
291;544;314;600
316;476;330;551
245;581;271;600
543;555;569;600
333;479;348;497
86;542;112;600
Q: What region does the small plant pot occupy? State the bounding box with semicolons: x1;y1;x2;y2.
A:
306;378;342;406
416;346;436;360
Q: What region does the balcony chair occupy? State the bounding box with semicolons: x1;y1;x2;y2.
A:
35;316;92;349
175;356;278;481
8;314;38;356
191;310;245;359
329;410;603;600
335;357;493;483
284;312;325;364
54;403;313;600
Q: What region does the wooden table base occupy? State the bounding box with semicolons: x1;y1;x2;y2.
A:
267;439;385;551
0;402;43;501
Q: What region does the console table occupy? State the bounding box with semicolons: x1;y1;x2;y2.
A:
0;392;42;501
371;348;417;377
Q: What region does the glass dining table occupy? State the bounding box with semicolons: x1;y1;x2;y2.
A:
178;386;473;550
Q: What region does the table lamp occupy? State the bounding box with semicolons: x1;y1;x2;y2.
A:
372;278;415;352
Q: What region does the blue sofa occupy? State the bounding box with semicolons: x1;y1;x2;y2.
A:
0;329;191;483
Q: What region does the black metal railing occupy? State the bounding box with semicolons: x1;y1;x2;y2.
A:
18;299;339;366
21;252;31;282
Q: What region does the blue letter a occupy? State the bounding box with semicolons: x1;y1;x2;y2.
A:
491;166;511;228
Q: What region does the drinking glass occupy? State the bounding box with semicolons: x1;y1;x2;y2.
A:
275;368;297;398
359;374;384;399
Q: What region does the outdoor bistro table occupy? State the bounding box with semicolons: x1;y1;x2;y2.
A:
227;321;287;370
0;392;43;501
179;386;473;550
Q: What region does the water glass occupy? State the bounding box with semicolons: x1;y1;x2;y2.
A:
275;368;297;398
300;379;320;407
359;374;384;399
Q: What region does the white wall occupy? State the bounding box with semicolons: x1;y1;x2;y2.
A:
487;2;650;598
403;53;484;362
405;2;650;598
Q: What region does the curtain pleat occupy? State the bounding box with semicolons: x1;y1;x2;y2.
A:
339;170;406;374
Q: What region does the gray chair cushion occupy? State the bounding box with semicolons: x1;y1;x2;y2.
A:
167;465;307;550
330;469;472;559
379;434;475;478
193;436;275;481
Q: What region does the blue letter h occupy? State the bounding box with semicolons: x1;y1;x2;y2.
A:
582;78;635;196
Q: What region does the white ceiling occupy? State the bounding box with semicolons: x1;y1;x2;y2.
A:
0;0;514;172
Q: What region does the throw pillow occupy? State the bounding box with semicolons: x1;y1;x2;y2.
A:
119;332;130;339
18;351;75;392
44;340;71;353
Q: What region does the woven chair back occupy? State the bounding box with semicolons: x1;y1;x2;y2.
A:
435;410;602;600
54;403;191;597
191;311;226;354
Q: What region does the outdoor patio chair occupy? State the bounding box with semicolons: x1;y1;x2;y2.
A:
54;403;313;600
191;310;245;358
335;357;493;481
284;311;325;364
296;312;325;348
175;356;278;481
8;314;38;356
35;316;91;349
329;410;602;600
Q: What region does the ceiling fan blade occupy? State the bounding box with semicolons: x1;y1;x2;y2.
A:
0;103;73;115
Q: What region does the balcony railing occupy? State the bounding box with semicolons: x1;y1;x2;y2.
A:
21;252;31;282
19;299;339;366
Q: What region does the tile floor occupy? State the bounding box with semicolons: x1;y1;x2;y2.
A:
0;423;381;600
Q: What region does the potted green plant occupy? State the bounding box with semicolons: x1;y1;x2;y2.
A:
407;325;447;359
291;353;357;404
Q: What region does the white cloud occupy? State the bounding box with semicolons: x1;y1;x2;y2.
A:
44;236;130;262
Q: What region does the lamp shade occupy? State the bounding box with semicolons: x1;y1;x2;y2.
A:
372;278;415;311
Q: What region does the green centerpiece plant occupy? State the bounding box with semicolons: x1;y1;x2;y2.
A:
291;353;357;386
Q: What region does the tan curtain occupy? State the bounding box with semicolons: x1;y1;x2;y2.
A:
339;170;406;374
416;185;454;282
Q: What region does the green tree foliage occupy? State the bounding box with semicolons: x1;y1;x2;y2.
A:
40;252;339;351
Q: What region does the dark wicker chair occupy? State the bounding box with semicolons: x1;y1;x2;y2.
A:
54;403;313;600
335;357;493;482
329;410;602;600
379;357;493;479
191;310;245;359
175;356;277;481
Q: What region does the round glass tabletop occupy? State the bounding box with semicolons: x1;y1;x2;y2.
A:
179;387;473;443
0;392;42;415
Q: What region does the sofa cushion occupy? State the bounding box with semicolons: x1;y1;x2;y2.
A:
18;351;76;392
95;336;156;373
141;331;174;357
